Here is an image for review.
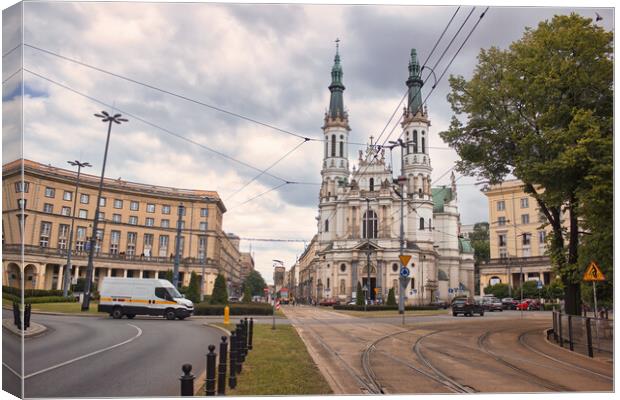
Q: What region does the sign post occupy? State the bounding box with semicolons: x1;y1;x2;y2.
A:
398;255;411;325
583;261;605;317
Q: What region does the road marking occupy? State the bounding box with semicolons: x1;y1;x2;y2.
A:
3;324;143;380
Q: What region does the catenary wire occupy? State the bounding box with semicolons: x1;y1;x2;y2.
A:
2;68;22;84
2;43;21;58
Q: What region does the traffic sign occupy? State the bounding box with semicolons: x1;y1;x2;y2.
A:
448;288;453;294
400;267;410;278
583;261;605;281
536;280;543;289
399;255;412;267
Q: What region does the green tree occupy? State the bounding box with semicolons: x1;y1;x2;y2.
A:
242;270;267;297
184;271;201;303
440;14;612;315
164;269;173;283
210;274;228;305
386;288;397;306
483;283;510;299
516;280;540;299
242;285;252;303
544;279;564;301
469;222;490;295
355;282;364;306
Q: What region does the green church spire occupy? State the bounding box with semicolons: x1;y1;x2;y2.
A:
406;48;424;115
328;39;346;119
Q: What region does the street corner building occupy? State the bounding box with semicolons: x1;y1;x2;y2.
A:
2;159;248;296
296;47;474;305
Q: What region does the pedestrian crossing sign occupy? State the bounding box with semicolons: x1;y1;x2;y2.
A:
583;261;605;281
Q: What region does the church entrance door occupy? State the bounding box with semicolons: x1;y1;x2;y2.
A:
362;277;377;301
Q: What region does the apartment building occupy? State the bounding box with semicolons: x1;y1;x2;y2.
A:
2;159;243;295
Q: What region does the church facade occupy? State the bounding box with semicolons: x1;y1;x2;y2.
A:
296;46;474;305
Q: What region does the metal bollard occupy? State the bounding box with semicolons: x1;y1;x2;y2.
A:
205;345;217;396
180;364;195;396
567;315;574;351
25;303;31;330
235;326;243;374
236;324;245;364
552;311;557;342
244;318;249;352
238;320;246;359
242;318;249;356
217;336;228;395
558;313;563;347
13;302;21;330
248;318;254;350
585;317;594;357
228;331;237;389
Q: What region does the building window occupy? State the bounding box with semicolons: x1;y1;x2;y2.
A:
521;198;529;208
324;219;329;232
99;197;106;207
413;130;418;153
198;236;207;260
61;206;71;216
327;278;330;289
161;219;170;228
498;216;506;226
490;276;502;285
200;208;208;217
521;214;530;224
522;233;531;246
145;217;154;227
63;191;72;201
369;178;374;192
97;212;105;221
39;222;52;247
419;217;425;230
130;201;139;211
362;210;378;239
538;230;546;245
15;181;30;193
44;187;55;198
80;193;90;204
58;224;69;250
112;214;121;223
143;233;154;257
113;199;123;209
199;221;208;231
421;136;425;153
162;204;171;214
127;232;137;256
110;230;121;255
76;227;86;252
95;229;104;254
498;233;507;247
499;248;508;258
78;209;88;219
497;201;505;211
43;203;54;213
178;206;186;216
179;221;185;229
146;203;155;213
331;135;336;157
339;141;343;157
340;263;346;272
129;216;138;225
392;263;398;272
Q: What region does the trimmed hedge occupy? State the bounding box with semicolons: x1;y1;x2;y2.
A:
543;303;560;311
2;286;67;298
194;302;273;316
2;292;19;303
25;296;79;304
333;304;441;311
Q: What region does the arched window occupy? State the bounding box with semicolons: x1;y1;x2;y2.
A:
413;130;418;153
327;278;330;289
419;217;425;230
340;263;346;272
331;135;336;157
363;210;378;239
369;178;374;192
325;219;329;232
339;141;343;157
392;263;398;272
405;132;410;154
418;188;423;198
421;136;426;153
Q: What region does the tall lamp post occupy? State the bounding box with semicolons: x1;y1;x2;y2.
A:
63;160;91;297
272;259;283;330
200;198;209;302
388;139;406;316
82;111;128;311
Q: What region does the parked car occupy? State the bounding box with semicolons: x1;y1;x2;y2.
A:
501;297;518;310
452;297;485;317
516;299;541;311
430;300;450;309
482;297;503;312
319;298;339;306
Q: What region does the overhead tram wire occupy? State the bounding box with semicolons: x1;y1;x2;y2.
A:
2;68;22;84
226;181;289;212
23;68;321;188
2;43;21;58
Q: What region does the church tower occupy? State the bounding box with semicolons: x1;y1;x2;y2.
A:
319;41;350;241
401;49;433;242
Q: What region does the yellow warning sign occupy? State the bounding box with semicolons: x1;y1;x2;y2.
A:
399;255;412;267
583;261;605;281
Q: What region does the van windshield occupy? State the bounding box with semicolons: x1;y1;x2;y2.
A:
167;287;182;299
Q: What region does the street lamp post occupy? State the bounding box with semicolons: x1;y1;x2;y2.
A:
173;203;185;288
365;198;371;312
200;199;209;302
272;259;283;330
388;139;406;318
82;111;127;311
63;160;91;298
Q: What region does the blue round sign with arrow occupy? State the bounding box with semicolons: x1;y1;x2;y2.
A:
399;268;410;278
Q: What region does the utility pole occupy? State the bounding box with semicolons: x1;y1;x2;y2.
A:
365;198;371;312
82;111;127;311
388;139;407;318
63;160;91;297
201;199;209;302
173;203;185;288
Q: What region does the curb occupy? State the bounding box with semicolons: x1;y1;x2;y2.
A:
193;324;232;395
2;318;48;338
543;328;613;364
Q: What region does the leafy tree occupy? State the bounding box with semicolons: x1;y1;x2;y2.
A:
355;282;364;306
184;271;201;303
483;283;510;299
544;279;564;301
440;14;612;315
210;274;228;305
242;285;252;303
242;270;267;297
469;222;490;265
516;280;540;299
386;288;397;306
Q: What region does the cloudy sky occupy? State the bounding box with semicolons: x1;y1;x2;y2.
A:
2;1;614;283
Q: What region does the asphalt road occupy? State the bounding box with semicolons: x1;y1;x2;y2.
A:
2;310;223;397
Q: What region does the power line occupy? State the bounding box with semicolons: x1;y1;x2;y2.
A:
227;181;289;212
2;68;22;84
2;43;21;58
24;42;318;142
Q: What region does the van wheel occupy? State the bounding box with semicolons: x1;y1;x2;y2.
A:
165;309;176;320
479;311;485;316
452;312;458;317
112;307;123;319
126;314;135;319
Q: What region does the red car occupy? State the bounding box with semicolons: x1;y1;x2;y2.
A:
319;298;339;306
516;299;541;311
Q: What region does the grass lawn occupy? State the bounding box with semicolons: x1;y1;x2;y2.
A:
30;302;104;314
209;323;331;395
332;309;448;318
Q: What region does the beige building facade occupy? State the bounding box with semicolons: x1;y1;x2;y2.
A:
2;159;243;295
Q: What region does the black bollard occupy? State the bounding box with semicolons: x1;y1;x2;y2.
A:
12;302;20;330
25;304;31;330
244;318;250;353
248;318;254;350
205;345;217;396
228;331;237;389
242;319;248;357
235;326;243;373
180;364;194;396
217;336;228;395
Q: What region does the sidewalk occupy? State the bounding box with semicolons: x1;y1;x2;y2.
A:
2;318;47;337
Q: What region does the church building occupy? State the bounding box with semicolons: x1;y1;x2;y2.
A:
296;44;474;304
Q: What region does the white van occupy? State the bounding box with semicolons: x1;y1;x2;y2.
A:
98;277;194;320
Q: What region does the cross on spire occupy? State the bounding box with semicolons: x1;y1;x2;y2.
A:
335;38;340;53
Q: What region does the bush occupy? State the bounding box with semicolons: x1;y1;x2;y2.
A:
355;282;364;306
210;274;229;305
185;272;201;303
194;302;273;316
543;303;561;311
2;292;19;303
242;285;252;303
484;283;511;299
2;286;67;298
71;278;97;293
386;288;396;306
25;296;79;304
